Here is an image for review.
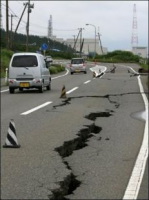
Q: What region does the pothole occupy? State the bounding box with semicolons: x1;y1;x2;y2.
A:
85;112;112;121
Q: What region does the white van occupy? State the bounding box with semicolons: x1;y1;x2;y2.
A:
8;52;51;93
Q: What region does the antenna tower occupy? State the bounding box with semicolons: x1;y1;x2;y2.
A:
47;15;53;39
131;4;138;47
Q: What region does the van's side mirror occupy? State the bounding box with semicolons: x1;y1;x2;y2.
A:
46;61;51;68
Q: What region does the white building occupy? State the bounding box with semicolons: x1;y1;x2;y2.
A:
65;38;108;55
132;46;148;58
49;36;108;55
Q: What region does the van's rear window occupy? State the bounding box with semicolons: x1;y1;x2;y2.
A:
12;55;38;67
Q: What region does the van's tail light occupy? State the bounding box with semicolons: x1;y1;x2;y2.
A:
36;79;41;83
9;80;14;84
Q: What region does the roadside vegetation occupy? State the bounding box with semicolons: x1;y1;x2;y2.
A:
139;63;149;71
1;48;13;77
49;64;65;74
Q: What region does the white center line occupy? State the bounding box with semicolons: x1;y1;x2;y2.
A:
21;101;53;115
66;87;78;94
84;80;91;84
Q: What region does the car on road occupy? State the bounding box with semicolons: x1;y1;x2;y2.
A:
45;55;53;63
8;52;51;93
70;58;87;74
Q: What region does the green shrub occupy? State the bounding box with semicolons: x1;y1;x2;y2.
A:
49;64;65;74
1;49;14;77
49;66;58;74
1;49;13;58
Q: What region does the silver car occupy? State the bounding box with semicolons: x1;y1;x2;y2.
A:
45;56;53;63
70;58;87;74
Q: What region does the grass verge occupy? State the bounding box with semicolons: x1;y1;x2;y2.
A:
50;64;65;74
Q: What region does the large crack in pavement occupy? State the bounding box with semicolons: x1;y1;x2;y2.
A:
49;90;147;199
52;92;145;110
50;110;113;199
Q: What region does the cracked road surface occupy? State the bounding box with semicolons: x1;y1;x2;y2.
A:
1;62;148;199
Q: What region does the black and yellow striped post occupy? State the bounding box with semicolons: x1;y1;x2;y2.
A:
3;119;20;148
60;85;67;98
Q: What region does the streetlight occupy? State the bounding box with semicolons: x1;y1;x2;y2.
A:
86;23;96;58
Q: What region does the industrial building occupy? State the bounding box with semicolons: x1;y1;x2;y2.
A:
51;37;108;55
65;38;108;55
132;46;148;58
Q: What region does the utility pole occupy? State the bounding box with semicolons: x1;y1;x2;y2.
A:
6;0;9;49
80;38;84;55
72;35;76;52
14;3;28;35
10;14;17;48
79;28;84;57
97;27;104;55
26;0;34;51
80;28;82;56
73;29;81;53
12;2;27;48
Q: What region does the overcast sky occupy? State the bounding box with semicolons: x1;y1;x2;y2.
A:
1;0;148;51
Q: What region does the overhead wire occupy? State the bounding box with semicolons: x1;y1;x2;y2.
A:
1;2;91;38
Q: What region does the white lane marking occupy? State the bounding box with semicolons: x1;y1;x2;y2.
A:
20;86;78;115
127;66;139;75
1;89;9;93
66;87;78;94
21;101;53;115
84;80;91;84
123;68;148;200
52;68;69;80
0;69;70;93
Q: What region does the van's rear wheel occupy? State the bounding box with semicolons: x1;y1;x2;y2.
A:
39;83;44;93
19;88;23;92
9;87;15;94
46;82;51;91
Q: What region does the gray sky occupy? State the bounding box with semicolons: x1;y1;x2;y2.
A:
1;0;148;51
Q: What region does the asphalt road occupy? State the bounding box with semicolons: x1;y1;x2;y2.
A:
1;61;148;199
